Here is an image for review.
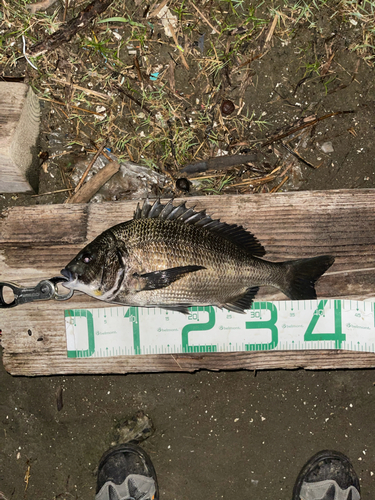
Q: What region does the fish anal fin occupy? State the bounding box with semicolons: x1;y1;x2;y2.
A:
161;305;191;314
133;265;206;291
223;286;259;313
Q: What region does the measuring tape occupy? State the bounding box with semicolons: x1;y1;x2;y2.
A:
64;300;375;358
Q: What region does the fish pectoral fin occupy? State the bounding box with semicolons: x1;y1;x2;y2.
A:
223;286;259;313
133;265;206;291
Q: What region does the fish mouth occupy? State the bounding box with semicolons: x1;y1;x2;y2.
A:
60;268;78;288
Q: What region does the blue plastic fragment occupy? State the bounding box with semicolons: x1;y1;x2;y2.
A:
198;34;205;53
150;72;159;81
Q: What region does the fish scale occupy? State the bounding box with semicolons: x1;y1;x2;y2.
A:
112;218;251;306
61;199;335;314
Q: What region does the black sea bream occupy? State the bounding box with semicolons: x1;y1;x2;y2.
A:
61;199;334;314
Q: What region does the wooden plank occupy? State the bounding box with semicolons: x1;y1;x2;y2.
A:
0;204;88;244
0;83;40;193
1;190;375;375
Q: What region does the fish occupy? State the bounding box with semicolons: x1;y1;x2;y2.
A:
61;199;334;314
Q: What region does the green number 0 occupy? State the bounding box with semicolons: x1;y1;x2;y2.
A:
66;309;95;358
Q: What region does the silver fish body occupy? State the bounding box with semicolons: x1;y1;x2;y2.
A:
61;199;334;313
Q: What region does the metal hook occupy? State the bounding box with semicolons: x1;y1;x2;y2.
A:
0;277;74;308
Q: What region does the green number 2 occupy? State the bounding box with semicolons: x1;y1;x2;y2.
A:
181;306;216;353
304;300;346;349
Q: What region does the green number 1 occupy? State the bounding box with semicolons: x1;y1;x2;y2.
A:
124;307;141;354
304;300;345;349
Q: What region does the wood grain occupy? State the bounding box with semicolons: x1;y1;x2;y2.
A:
0;83;40;193
1;190;375;375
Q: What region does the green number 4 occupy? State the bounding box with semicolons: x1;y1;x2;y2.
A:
304;300;346;349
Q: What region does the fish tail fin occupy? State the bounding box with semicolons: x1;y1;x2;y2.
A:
280;255;334;300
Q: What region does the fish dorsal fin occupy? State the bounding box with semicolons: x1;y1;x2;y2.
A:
134;199;266;257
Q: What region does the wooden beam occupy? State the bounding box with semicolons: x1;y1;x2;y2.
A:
1;190;375;375
0;83;40;193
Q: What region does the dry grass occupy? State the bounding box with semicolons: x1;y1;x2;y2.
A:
1;0;374;198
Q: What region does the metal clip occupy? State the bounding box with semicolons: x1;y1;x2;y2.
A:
0;277;74;308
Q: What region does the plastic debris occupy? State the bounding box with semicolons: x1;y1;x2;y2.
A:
94;105;107;120
156;5;178;38
71;154;166;202
198;34;205;53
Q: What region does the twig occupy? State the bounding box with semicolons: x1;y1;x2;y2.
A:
261;111;354;148
181;153;258;175
264;14;278;49
63;0;69;22
78;131;113;161
39;96;107;115
278;161;294;178
148;0;169;18
31;188;73;197
49;78;110;99
66;161;120;203
167;22;189;70
235;52;264;71
114;84;154;115
189;2;220;34
328;59;360;94
230;173;277;188
133;55;143;83
270;175;288;192
26;0;114;57
125;143;135;162
319;52;335;76
189;173;235;181
281;143;317;168
24;465;31;491
65;141;107;202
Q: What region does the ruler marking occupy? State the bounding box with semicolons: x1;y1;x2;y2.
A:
65;299;375;358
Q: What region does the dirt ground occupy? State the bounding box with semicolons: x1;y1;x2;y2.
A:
1;366;375;500
1;0;375;499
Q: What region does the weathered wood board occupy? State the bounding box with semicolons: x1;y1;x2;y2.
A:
1;190;375;375
0;83;40;193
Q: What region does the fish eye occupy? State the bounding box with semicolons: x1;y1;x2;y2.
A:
81;252;93;264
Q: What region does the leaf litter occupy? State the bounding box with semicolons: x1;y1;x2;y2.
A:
1;0;375;205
